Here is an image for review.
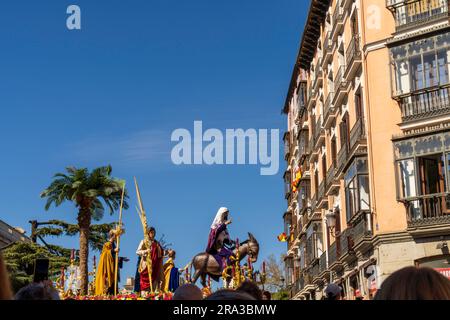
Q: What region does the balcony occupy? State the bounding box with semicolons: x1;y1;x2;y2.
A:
336;144;349;177
284;172;292;200
322;32;333;66
313;65;323;92
331;4;345;40
386;0;449;33
344;36;362;80
339;227;355;262
333;65;350;106
323;91;337;129
309;134;317;160
317;179;328;209
349;118;367;154
298;134;310;162
307;87;317;111
314;118;325;149
284;131;291;161
405;193;450;234
351;212;373;250
328;240;339;267
336;119;367;177
319;251;328;274
397;86;450;123
310;261;321;281
325;163;340;196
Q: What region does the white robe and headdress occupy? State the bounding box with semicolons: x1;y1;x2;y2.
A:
206;207;231;253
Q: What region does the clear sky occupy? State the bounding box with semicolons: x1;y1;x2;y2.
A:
0;0;307;287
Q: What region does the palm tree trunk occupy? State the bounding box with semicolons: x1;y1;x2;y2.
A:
78;207;91;295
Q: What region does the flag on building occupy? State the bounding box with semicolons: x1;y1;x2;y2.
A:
277;232;288;242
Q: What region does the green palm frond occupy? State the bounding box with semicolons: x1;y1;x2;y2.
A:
41;165;129;220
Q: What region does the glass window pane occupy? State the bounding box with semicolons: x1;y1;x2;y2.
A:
411;55;424;91
423;51;437;88
415;134;443;155
358;175;370;210
356;157;369;173
346;177;357;221
397;159;417;198
437;49;449;85
345;162;357;186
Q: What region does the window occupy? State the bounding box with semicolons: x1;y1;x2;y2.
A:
298;181;311;211
284;212;292;235
396;151;450;220
345;157;370;221
340;113;350;150
390;32;450;96
322;155;327;181
355;89;364;120
397;159;417;199
351;11;359;35
311;113;316;139
297;82;307;111
331;136;338;165
284;171;291;196
418;154;446;195
314;170;319;198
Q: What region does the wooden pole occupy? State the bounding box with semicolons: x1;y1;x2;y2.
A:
114;182;126;296
134;177;153;294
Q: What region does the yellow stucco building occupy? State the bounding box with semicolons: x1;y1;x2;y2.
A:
283;0;450;300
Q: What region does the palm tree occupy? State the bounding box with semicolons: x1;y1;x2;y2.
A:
41;165;129;295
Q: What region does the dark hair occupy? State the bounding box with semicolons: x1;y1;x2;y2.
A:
205;289;256;300
15;282;60;300
149;227;156;233
173;284;203;301
374;266;450;300
236;281;263;300
262;291;272;300
0;254;13;300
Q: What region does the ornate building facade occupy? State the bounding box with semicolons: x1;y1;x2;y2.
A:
283;0;450;300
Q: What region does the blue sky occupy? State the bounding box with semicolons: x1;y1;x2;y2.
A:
0;0;307;287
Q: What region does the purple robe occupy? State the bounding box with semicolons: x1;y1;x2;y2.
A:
206;223;227;254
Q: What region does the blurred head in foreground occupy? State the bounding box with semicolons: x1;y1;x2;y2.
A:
173;284;203;300
236;280;263;300
205;289;256;300
374;266;450;300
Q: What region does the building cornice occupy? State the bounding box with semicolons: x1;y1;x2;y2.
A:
283;0;331;114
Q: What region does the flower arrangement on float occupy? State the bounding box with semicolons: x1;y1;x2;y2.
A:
64;292;174;300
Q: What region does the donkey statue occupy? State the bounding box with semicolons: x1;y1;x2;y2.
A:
190;232;259;288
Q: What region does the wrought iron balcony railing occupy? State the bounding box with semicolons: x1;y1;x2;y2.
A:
340;227;354;257
405;193;450;227
397;86;450;123
322;32;333;63
387;0;449;32
331;4;345;38
328;240;339;266
336;144;349;174
313;65;323;93
325;163;338;195
319;252;327;273
310;261;320;278
345;36;362;77
323;91;335;127
349;118;366;150
351;212;373;246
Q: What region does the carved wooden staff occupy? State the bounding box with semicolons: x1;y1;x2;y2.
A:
114;182;126;296
135;177;153;294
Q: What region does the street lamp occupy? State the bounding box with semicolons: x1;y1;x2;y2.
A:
325;209;336;234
